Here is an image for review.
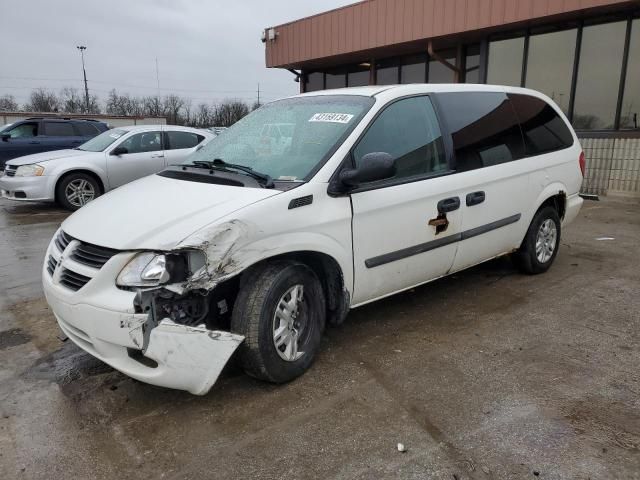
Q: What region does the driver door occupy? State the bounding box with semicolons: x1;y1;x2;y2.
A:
350;96;462;305
106;130;164;188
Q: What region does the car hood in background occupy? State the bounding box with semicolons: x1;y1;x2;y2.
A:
62;174;281;250
7;149;92;166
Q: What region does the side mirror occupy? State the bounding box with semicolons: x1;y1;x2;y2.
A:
339;152;396;188
111;146;128;156
0;133;10;142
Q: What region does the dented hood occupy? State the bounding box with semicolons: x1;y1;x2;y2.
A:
62;174;281;250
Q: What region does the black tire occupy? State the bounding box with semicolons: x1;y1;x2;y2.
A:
231;260;325;383
513;206;561;275
56;172;101;211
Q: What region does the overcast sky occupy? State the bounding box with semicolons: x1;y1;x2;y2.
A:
0;0;354;108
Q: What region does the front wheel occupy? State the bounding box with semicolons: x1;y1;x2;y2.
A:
231;261;325;383
56;173;101;211
512;206;561;274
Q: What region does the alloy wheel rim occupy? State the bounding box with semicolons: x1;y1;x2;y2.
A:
535;219;557;263
272;284;306;362
65;179;95;207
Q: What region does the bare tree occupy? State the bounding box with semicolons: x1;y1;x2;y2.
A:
0;95;19;112
24;88;60;112
195;103;213;127
143;95;165;117
163;94;185;124
214;100;250;127
60;87;85;113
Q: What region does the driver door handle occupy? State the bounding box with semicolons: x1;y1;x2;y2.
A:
466;191;486;206
437;196;460;213
151;153;164;158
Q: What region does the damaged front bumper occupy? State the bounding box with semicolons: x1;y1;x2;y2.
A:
42;253;244;395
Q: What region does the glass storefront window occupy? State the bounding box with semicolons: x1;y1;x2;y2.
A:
305;72;324;92
376;59;399;85
620;19;640;129
348;68;370;87
573;21;627;130
400;55;426;83
325;71;346;89
429;48;457;83
464;45;481;83
487;37;524;86
525;29;577;114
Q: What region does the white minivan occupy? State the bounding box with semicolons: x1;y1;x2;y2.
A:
42;84;584;395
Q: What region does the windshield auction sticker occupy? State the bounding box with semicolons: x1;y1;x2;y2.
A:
309;113;354;124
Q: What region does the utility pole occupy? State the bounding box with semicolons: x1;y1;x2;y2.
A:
76;46;90;113
155;57;160;94
257;83;260;107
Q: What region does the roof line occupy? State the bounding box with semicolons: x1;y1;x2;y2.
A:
265;0;365;29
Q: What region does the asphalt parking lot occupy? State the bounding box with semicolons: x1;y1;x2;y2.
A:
1;195;639;480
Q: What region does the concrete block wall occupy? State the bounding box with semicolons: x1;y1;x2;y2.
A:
580;137;640;197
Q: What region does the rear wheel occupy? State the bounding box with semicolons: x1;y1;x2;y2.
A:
231;260;325;383
56;173;101;211
513;206;561;274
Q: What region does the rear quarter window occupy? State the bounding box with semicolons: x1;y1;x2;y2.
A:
167;131;203;150
74;122;100;136
508;94;574;155
436;92;525;172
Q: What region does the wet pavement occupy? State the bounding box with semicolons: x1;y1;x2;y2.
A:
1;196;639;480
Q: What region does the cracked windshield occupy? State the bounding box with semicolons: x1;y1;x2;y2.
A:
185;95;374;180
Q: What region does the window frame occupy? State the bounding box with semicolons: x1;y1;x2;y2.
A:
330;94;456;195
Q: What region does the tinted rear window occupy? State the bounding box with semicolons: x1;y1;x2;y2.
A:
167;131;203;150
75;122;100;136
43;122;75;136
508;94;574;155
437;92;524;172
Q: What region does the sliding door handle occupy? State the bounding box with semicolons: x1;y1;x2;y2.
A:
466;191;486;206
437;196;460;213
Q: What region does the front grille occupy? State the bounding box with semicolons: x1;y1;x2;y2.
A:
70;241;119;269
46;255;58;276
55;230;73;252
5;166;16;177
59;268;91;291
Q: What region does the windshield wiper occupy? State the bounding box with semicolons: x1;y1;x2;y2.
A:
190;158;274;188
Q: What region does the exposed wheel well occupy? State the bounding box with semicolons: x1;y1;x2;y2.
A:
55;170;105;201
539;191;566;220
240;251;350;326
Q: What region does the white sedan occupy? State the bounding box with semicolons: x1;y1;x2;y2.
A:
0;125;213;210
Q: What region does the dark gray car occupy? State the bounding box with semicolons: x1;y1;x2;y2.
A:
0;118;108;170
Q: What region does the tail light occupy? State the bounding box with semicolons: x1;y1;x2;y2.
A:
579;151;585;177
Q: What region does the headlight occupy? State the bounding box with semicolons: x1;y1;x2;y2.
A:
116;250;206;288
117;253;170;287
15;164;45;177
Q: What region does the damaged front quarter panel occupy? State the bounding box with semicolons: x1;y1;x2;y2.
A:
122;219;261;394
177;219;254;292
